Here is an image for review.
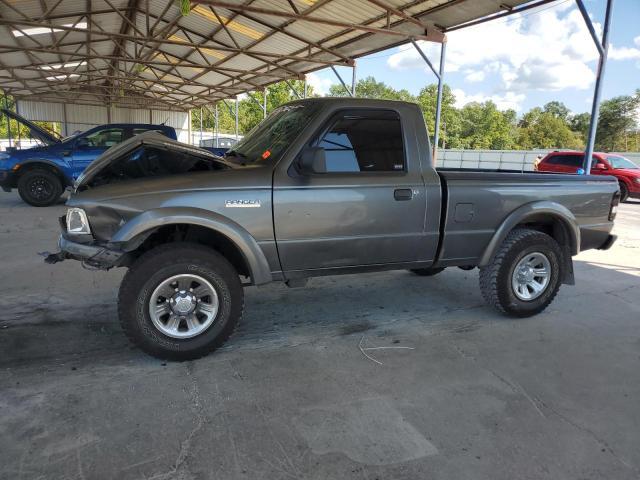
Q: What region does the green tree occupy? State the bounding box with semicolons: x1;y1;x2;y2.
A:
328;76;414;102
0;92;60;141
595;90;640;151
416;84;460;148
457;101;518;149
191;80;312;136
569;112;591;143
517;107;582;149
543;101;570;121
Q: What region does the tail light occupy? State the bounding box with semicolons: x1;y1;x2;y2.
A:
609;190;620;221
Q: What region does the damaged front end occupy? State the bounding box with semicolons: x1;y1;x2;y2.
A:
44;214;127;269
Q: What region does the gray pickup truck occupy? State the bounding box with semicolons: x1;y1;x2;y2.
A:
46;98;619;360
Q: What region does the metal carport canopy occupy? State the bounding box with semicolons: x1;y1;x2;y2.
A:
0;0;545;111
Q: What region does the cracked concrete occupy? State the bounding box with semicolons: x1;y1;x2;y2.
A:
1;191;639;480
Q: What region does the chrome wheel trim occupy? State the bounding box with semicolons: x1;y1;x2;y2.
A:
149;274;219;339
511;252;552;301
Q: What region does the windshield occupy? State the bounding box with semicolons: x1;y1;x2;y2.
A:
225;103;319;163
607;155;638;169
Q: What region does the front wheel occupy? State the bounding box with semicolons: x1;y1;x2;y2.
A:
479;228;562;317
619;182;629;203
118;243;244;360
17;168;63;207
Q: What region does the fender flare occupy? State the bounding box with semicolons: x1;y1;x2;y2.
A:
478;201;581;267
112;206;272;285
17;158;73;185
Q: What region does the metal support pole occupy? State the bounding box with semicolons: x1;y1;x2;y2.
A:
235;96;239;141
199;106;203;146
285;80;302;99
303;77;308;98
330;66;354;97
263;89;267;119
214;103;219;146
351;62;357;97
433;41;447;162
4;94;12;148
581;0;613;173
15;100;21;148
63;102;68;137
187;109;192;145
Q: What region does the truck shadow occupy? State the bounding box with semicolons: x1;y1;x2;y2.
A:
0;261;637;370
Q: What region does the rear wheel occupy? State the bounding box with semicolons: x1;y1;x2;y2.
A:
619;182;629;203
479;228;562;317
410;267;445;277
17;168;63;207
118;242;243;360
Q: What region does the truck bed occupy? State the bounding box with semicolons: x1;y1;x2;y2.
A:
435;169;619;267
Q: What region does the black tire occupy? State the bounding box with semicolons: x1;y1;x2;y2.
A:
118;242;244;360
17;168;63;207
619;182;629;203
410;267;445;277
479;228;562;318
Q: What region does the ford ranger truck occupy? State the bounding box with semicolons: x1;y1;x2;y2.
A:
45;98;620;360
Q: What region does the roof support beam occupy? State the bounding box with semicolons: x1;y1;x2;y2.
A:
0;19;352;67
579;0;614;173
411;36;447;162
192;1;440;42
330;66;354;97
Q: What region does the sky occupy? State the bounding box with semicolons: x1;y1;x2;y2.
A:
306;0;640;116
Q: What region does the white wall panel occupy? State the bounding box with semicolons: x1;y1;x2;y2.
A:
16;101;64;122
65;104;108;126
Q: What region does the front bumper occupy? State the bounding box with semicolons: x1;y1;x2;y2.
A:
0;169;16;192
45;232;125;269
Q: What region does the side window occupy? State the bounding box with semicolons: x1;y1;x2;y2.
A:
84;128;124;147
316;110;405;173
548;154;582;167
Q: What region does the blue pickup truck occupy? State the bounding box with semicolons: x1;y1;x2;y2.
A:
0;109;177;206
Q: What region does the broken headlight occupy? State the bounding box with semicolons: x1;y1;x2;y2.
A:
66;208;91;235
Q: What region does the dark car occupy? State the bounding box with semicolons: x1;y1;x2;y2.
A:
0;109;177;206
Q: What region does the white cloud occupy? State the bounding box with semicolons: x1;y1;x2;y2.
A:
452;89;526;111
464;70;485;83
306;72;334;96
387;3;601;93
609;35;640;68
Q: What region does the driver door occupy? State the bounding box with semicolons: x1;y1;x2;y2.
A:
273;108;427;273
71;127;125;179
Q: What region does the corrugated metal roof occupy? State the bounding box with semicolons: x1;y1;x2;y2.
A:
0;0;547;111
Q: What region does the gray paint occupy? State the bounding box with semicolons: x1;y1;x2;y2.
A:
60;98;618;285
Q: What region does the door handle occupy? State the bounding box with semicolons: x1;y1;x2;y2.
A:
394;188;413;201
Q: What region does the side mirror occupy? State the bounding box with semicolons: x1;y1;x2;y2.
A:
298;147;326;174
593;163;607;170
75;137;90;149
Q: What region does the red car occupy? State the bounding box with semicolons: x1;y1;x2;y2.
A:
536;151;640;202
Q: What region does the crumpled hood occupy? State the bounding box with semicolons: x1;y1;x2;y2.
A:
74;131;229;191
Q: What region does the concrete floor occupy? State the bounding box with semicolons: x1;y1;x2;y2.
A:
0;190;639;480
